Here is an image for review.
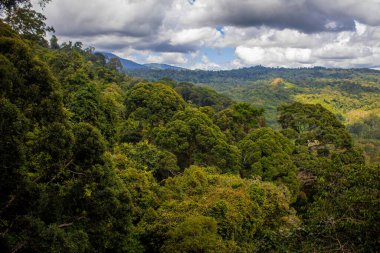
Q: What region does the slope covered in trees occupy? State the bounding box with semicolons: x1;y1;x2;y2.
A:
127;64;380;164
0;14;379;253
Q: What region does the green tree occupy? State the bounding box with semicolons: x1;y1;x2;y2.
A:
137;166;299;252
214;102;265;142
154;107;241;172
50;34;59;49
239;127;300;199
122;82;186;142
114;141;179;181
296;164;380;252
1;1;53;45
278;102;364;164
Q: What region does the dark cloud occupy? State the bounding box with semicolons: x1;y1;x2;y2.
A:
43;0;170;38
186;0;365;33
135;41;198;53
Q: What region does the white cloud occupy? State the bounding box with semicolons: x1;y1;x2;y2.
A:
190;55;221;70
170;28;221;46
146;52;188;65
235;47;266;65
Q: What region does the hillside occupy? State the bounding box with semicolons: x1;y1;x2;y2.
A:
126;67;380;163
0;16;379;253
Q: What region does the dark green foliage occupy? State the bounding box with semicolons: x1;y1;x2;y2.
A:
349;114;380;139
277;103;378;252
278;102;347;140
122;82;186;142
4;7;54;45
154;107;241;172
73;122;106;166
0;28;64;123
114;141;179;181
128;66;380;162
126;65;380;87
167;81;232;111
278;102;364;165
125;82;186;125
49;34;59;49
348;114;380;163
214;102;265;142
1;0;53;45
297;164;380;252
0;22;139;253
239;127;299;198
0;97;28;197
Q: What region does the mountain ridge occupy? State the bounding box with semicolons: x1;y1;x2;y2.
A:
100;52;185;71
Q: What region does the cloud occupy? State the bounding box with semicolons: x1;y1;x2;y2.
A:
191;55;221;70
37;0;380;69
146;52;188;65
230;19;380;69
235;46;313;67
178;0;373;33
43;0;171;37
170;28;221;47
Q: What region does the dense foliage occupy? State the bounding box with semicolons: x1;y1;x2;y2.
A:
0;20;379;253
128;67;380;164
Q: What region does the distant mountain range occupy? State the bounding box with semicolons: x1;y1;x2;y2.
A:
100;52;185;71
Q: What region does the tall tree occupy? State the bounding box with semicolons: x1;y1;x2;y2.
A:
1;0;53;45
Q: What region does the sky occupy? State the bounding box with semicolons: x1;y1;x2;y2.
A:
36;0;380;70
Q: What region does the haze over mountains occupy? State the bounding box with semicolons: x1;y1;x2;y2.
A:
101;52;185;70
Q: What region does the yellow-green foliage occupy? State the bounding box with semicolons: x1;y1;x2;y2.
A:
294;85;380;124
137;166;299;252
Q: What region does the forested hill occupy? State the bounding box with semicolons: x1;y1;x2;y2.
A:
126;65;380;86
0;18;379;253
127;65;380;164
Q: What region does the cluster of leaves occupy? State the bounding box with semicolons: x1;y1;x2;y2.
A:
0;20;379;253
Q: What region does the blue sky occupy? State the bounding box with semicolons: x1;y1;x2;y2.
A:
37;0;380;70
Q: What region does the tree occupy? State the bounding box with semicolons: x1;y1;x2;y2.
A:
122;82;186;142
137;166;299;252
239;127;300;199
167;81;232;111
214;102;265;142
161;216;227;253
114;141;179;181
154;107;241;172
278;102;364;165
50;34;59;49
0;22;64;123
124;82;186;125
1;1;53;45
296;164;380;252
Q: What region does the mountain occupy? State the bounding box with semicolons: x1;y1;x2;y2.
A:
101;52;147;70
143;63;185;70
100;52;185;71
